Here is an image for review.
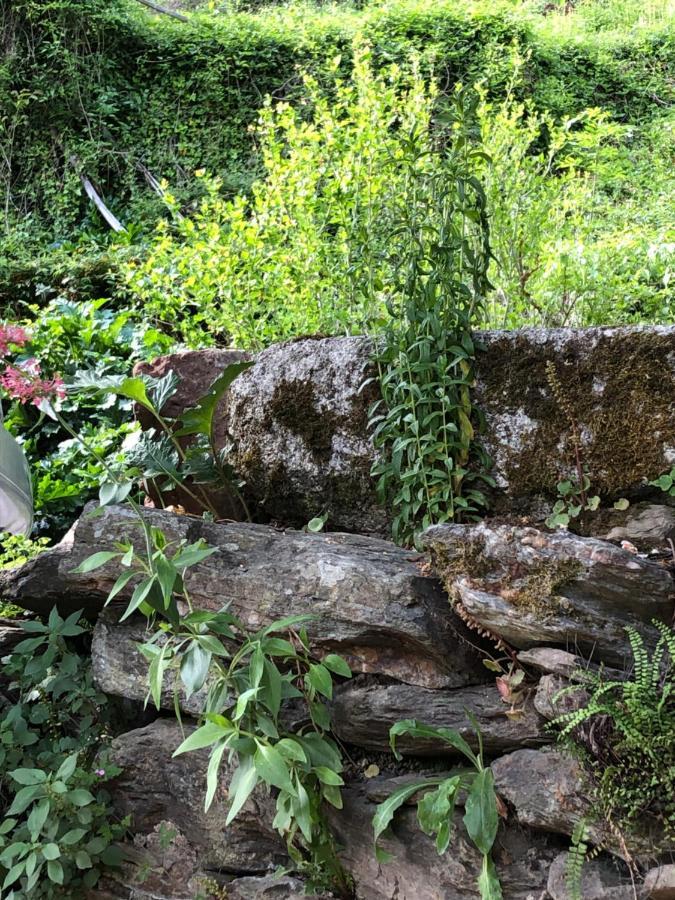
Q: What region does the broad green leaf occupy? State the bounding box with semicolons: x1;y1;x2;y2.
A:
226;755;259;824
463;769;498;856
47;858;64;884
72;551;119;574
10;768;47;785
61;828;87;845
477;853;503;900
234;686;259;721
3;861;25;890
27;799;50;839
307;663;333;699
8;783;44;815
56;753;78;782
67;789;95;807
99;480;132;507
75;850;92;870
253;743;296;795
292;779;313;843
373;779;441;846
173;722;229;755
313;766;344;786
42;843;60;860
321;654;352;678
0;421;33;536
180;642;212;698
175;362;254;439
275;738;307;763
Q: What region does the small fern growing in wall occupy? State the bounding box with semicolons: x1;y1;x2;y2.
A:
553;621;675;847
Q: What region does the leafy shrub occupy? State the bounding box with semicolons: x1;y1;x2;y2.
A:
0;608;127;897
124;45;437;347
553;622;675;847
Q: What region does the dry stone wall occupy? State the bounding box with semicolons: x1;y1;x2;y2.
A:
3;325;674;899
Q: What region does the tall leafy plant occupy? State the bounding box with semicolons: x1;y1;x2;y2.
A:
369;88;494;546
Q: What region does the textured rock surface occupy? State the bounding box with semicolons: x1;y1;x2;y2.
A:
643;864;675;899
328;778;562;899
424;522;674;664
546;851;633;900
491;748;598;841
601;503;675;550
138;327;675;531
44;505;487;689
330;677;545;755
106;719;286;873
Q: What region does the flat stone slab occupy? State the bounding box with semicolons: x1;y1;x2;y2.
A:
424;522;674;664
8;504;485;689
330;677;545;756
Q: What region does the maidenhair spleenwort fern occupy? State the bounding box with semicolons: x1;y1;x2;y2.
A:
566;820;589;900
553;620;675;846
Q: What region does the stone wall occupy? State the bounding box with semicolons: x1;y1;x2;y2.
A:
3;325;674;899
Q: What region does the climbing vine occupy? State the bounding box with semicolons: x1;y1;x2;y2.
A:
369;89;494;546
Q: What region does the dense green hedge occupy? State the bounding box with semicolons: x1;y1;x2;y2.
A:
2;0;673;250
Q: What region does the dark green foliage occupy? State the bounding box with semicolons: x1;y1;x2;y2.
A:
0;608;127;897
2;0;672;268
553;622;675;847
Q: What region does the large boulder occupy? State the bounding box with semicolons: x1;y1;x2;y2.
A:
11;504;485;689
135;327;675;532
424;522;674;664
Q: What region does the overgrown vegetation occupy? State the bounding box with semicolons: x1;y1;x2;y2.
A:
553;622;675;848
0;609;126;897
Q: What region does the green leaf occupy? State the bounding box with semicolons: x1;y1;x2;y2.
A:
61;828;87;845
75;850;92;870
119;575;157;621
42;843;60;860
389;720;478;766
205;742;227;812
613;498;630;511
8;783;44;815
27;799;50;839
173;722;229;755
226;755;259;824
3;861;25;890
307;663;333;699
321;654;352;678
253;743;296;795
105;569;138;604
463;769;498;856
477;853;503;900
234;686;259;721
175;362;254;439
275;738;307;763
47;858;64;884
72;551;119;574
66;789;95;807
56;753;78;782
313;766;344;786
10;768;47;785
99;480;132;507
172;541;218;570
373;780;440;847
180;642;212;698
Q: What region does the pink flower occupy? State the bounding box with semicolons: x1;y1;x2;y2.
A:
95;769;106;777
0;325;28;357
0;361;66;407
